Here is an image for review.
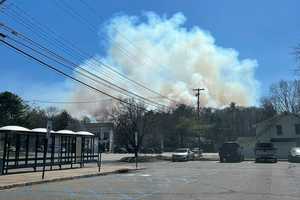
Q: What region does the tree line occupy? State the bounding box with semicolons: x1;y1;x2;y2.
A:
0;91;89;131
0;82;295;153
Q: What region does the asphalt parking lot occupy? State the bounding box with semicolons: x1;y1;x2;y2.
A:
1;161;300;200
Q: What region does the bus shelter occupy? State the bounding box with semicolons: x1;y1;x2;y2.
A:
0;126;99;175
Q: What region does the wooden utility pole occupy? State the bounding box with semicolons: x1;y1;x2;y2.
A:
193;88;205;120
193;88;205;155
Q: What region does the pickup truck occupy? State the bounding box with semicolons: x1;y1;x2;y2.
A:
255;142;277;163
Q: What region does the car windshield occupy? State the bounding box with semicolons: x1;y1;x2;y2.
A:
292;148;300;153
175;149;188;153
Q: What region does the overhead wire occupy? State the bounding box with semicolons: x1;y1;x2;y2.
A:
25;99;113;104
50;0;178;104
0;27;168;110
0;7;155;102
0;35;159;111
3;3;177;105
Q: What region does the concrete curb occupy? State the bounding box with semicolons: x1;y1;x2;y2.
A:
0;168;143;191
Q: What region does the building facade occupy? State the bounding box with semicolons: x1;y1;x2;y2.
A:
83;122;114;152
255;113;300;159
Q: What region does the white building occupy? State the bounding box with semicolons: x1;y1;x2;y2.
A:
255;113;300;159
83;122;114;152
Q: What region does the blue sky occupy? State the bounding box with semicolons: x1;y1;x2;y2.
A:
0;0;300;105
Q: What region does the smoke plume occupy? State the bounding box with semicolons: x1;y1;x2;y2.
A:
67;12;259;118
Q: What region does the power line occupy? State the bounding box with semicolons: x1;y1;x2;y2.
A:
25;99;113;104
2;4;177;104
0;24;171;111
50;0;178;104
0;6;170;108
1;7;135;96
0;27;168;109
0;36;157;111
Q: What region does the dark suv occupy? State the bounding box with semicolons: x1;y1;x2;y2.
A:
255;142;277;163
219;142;244;162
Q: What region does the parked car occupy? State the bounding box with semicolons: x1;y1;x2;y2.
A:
288;147;300;163
219;142;244;162
255;142;277;163
172;148;195;162
192;147;203;157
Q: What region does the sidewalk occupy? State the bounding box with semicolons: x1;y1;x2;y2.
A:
0;153;219;190
0;163;136;190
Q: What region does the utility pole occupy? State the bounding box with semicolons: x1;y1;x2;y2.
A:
193;88;205;120
193;88;205;156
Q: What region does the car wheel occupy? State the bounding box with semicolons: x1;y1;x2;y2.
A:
220;157;224;163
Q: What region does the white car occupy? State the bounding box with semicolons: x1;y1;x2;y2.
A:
172;148;195;162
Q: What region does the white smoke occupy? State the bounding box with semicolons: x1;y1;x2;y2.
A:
67;12;260;118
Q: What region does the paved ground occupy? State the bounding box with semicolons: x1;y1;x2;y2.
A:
0;153;217;190
102;152;219;161
1;160;300;200
0;154;135;189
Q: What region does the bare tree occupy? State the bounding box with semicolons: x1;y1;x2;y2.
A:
45;106;59;119
269;80;300;113
113;99;156;152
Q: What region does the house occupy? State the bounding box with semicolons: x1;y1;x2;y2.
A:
255;113;300;159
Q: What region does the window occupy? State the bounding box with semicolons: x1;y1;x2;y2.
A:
276;125;282;135
295;124;300;135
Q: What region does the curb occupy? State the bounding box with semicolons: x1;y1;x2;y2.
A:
0;168;142;191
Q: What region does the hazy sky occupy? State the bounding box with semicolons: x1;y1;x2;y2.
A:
1;0;300;107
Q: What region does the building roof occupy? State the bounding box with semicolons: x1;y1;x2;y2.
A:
255;112;300;127
55;129;76;135
76;131;94;136
31;128;55;133
0;126;31;132
255;113;300;139
0;126;94;136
